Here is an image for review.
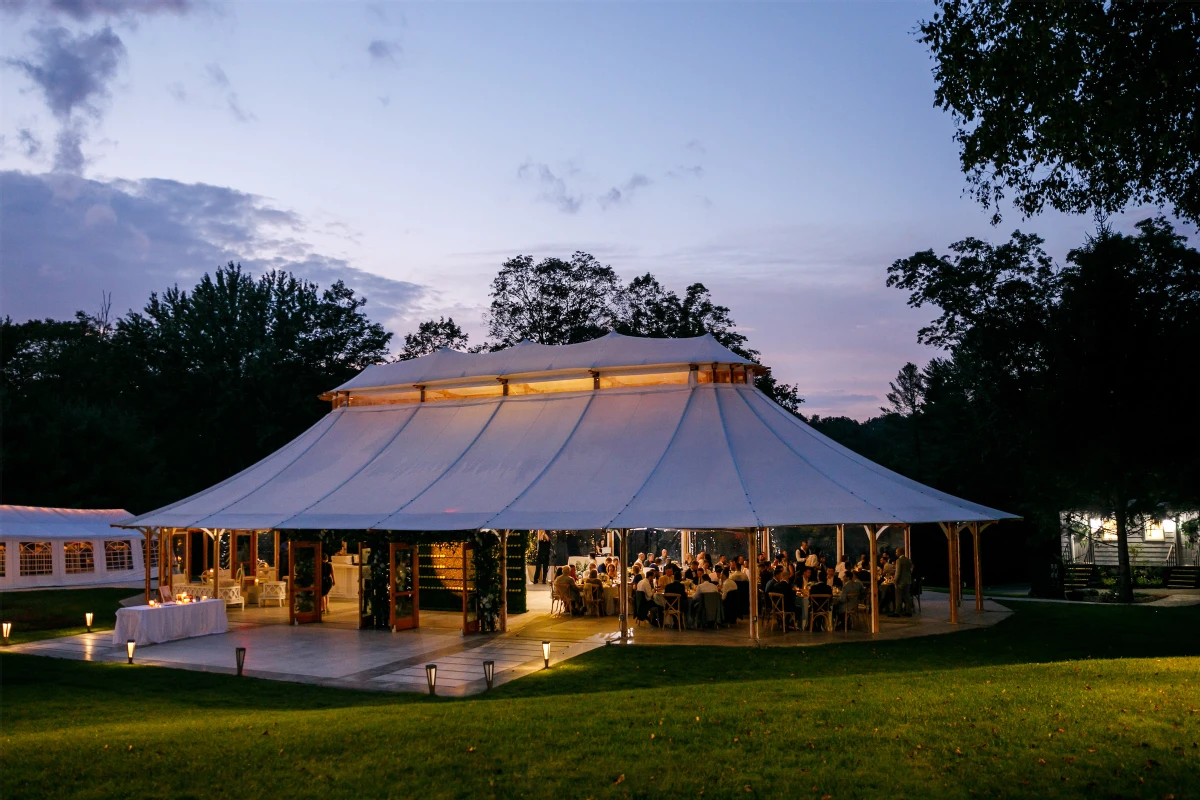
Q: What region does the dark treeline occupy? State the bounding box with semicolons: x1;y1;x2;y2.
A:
809;219;1200;599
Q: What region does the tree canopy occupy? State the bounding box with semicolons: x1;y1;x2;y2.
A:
919;0;1200;224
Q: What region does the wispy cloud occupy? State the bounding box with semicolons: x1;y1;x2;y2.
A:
4;25;126;172
517;160;583;214
598;173;652;209
367;39;401;67
205;63;255;123
0;0;197;22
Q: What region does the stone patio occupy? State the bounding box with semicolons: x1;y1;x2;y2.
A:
9;586;1012;696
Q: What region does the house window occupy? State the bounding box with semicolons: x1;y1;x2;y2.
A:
105;540;134;571
1145;521;1165;541
0;542;6;577
19;541;54;576
64;541;96;573
1100;519;1118;541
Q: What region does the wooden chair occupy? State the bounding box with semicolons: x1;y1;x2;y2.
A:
911;575;923;614
807;594;833;632
836;591;861;631
698;591;723;629
583;584;602;617
551;585;573;617
662;593;685;631
767;592;797;632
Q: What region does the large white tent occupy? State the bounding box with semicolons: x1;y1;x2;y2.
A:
120;332;1015;635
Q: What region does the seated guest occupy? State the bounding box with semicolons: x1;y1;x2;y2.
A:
585;569;603;588
798;567;814;593
808;576;833;599
695;573;720;595
553;567;582;613
636;569;657;600
635;553;646;568
720;568;737;598
663;566;688;601
837;571;864;616
826;567;842;589
729;562;748;582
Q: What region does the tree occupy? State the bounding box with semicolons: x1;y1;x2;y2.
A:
486;252;622;346
919;1;1200;224
883;362;926;416
1048;218;1200;601
397;317;469;360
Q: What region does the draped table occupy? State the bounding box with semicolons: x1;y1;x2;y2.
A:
112;599;228;646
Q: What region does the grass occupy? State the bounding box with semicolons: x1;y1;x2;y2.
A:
2;601;1199;799
0;588;133;644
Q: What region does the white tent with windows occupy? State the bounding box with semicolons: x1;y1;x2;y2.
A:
0;505;144;590
120;332;1016;635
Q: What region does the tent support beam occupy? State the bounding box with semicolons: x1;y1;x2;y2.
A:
939;523;961;624
836;524;845;564
903;524;912;563
500;530;509;633
618;529;629;645
140;527;152;604
749;529;761;642
970;522;983;614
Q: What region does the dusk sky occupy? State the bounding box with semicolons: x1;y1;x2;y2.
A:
1;1;1188;419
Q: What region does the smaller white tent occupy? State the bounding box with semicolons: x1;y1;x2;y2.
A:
0;505;146;591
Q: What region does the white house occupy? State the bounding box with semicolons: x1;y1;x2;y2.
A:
0;505;152;591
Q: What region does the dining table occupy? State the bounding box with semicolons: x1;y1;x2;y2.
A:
112;599;228;646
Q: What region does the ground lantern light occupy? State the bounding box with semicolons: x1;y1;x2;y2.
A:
483;660;495;690
126;639;136;664
2;622;11;645
542;641;550;669
425;664;437;695
235;647;247;676
85;613;93;632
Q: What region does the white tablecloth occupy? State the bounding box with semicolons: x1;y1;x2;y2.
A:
113;600;229;646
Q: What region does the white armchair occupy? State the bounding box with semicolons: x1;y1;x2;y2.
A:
218;583;245;610
258;580;287;608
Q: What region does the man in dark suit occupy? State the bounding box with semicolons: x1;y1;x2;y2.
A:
533;532;552;584
892;547;914;616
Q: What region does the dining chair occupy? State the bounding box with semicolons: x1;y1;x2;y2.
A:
550;585;572;617
807;594;833;632
767;592;796;632
662;594;685;631
583;584;602;617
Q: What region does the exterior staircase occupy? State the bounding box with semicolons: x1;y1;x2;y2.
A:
1167;566;1200;589
1064;564;1098;591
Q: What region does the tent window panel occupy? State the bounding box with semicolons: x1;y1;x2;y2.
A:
0;542;5;577
64;541;95;574
19;541;53;576
106;540;134;571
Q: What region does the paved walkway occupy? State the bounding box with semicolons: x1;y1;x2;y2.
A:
10;588;1011;696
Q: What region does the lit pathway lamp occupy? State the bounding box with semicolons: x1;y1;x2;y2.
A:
235;647;247;677
483;660;495;690
542;640;551;669
425;664;437;696
85;613;93;633
126;639;136;664
2;622;11;645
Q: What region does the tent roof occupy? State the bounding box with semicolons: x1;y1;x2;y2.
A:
1;505;135;539
123;384;1015;531
331;331;756;393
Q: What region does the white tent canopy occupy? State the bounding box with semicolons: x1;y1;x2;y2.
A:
2;505;134;538
124;334;1014;532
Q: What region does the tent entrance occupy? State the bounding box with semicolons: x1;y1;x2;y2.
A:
289;541;322;624
389;543;419;631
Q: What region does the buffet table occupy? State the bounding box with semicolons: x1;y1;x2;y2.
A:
112;599;228;646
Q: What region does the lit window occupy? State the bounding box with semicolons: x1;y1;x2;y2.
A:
1145;521;1165;541
19;541;54;576
64;541;95;573
105;540;134;571
1100;519;1118;541
1163;519;1177;535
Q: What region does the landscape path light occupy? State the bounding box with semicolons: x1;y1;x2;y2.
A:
85;612;93;633
483;660;495;690
2;621;11;645
235;647;247;677
542;640;550;669
426;664;437;695
126;639;136;664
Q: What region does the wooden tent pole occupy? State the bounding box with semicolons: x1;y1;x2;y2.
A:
500;530;509;633
619;529;629;644
941;523;960;625
972;522;984;614
867;524;880;634
748;529;760;642
836;524;845;564
903;524;912;562
212;530;221;602
141;528;151;603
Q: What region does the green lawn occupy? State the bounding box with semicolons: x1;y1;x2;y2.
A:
0;588;132;644
3;601;1198;799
